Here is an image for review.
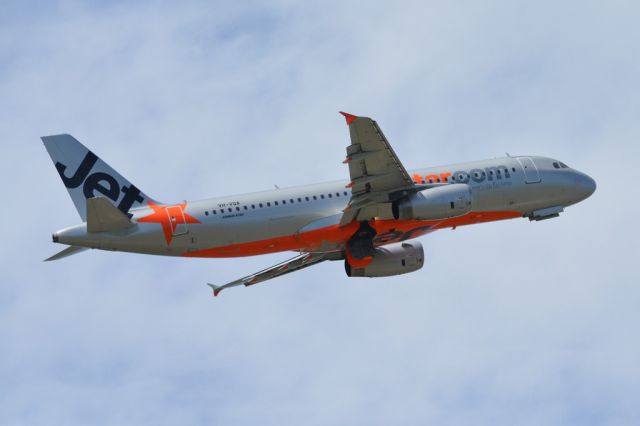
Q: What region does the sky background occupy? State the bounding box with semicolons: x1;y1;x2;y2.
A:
1;1;639;424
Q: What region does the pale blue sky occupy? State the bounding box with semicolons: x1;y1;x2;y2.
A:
1;1;639;425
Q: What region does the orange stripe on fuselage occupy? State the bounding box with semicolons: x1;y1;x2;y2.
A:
182;210;522;258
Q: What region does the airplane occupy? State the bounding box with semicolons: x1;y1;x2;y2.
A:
43;112;596;297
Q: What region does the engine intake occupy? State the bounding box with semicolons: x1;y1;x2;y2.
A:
393;184;472;220
345;241;424;278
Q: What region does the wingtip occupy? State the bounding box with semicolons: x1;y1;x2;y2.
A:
339;111;358;125
206;283;222;297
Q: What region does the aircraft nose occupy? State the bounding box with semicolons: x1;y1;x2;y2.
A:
574;171;596;201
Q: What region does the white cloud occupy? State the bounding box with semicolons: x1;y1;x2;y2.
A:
1;1;639;425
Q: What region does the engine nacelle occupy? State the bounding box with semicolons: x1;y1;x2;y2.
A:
345;241;425;278
393;184;472;220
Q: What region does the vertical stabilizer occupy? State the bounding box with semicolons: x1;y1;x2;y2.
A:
42;134;157;220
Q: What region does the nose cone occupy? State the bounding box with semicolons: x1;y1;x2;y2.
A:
573;172;596;202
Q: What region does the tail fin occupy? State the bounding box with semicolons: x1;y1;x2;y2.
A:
42;134;157;220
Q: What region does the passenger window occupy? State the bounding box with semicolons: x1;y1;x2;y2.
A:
305;196;309;201
313;196;317;200
290;199;294;203
213;210;217;214
282;200;286;204
321;195;325;199
259;203;263;208
267;202;271;207
298;197;302;202
228;208;232;213
251;204;255;209
328;193;332;198
336;192;340;197
243;206;247;210
236;207;240;211
274;201;278;206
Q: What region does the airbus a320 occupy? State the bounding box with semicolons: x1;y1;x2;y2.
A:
43;112;596;296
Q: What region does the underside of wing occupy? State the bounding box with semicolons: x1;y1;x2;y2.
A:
207;252;336;297
339;112;425;225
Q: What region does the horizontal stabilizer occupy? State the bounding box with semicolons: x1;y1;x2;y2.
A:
44;245;88;262
86;196;136;233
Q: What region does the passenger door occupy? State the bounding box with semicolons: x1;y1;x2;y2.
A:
165;205;189;236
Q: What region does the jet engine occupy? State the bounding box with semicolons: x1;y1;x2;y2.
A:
345;241;424;277
392;184;472;220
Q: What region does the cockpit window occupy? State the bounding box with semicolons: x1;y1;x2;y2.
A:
559;162;569;168
553;162;560;169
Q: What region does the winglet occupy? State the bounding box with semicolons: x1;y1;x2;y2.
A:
339;111;358;125
206;283;222;297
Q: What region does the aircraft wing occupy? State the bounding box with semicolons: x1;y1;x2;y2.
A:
207;252;330;297
339;112;424;225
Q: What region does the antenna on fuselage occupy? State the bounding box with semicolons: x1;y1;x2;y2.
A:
506;152;512;157
274;184;280;190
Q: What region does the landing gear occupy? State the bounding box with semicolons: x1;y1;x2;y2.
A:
346;221;377;260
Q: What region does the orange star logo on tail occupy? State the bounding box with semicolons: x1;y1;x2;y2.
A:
138;201;201;245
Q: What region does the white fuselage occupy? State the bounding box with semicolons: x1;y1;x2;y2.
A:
54;155;596;258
